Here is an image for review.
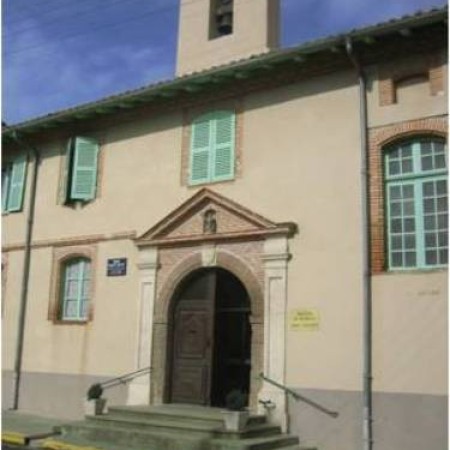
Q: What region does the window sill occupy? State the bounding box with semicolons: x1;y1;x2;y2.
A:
52;319;90;325
374;267;447;276
63;200;93;210
188;177;235;189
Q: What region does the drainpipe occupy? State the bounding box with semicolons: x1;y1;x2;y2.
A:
3;124;40;410
344;38;373;450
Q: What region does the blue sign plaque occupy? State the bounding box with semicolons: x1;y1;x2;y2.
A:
107;258;127;276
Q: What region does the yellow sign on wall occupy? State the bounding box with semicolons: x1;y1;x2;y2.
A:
289;309;320;331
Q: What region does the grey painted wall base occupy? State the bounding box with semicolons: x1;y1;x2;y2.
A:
288;388;361;450
288;387;447;450
3;371;446;449
2;370;128;420
372;391;447;450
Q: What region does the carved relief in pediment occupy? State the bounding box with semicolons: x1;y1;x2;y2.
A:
135;188;296;247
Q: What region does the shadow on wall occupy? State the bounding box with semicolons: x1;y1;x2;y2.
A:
288;388;361;450
2;370;128;421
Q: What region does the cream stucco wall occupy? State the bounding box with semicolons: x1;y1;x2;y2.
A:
2;61;447;403
3;240;140;376
2;250;24;369
373;271;447;395
366;59;448;128
240;73;364;392
4;115;184;245
176;0;279;75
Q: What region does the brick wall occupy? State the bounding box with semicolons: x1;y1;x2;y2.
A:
378;52;445;106
368;116;447;273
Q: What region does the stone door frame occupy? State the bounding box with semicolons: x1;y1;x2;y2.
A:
127;189;296;429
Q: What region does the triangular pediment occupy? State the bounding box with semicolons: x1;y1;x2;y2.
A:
136;188;296;247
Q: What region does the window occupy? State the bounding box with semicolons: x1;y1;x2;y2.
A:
64;137;99;203
60;257;91;321
190;110;235;185
2;155;27;213
385;137;448;269
210;0;233;39
49;246;96;323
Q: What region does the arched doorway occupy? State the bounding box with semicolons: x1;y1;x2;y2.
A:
167;267;251;407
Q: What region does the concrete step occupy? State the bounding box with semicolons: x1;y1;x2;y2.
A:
220;423;282;440
45;405;300;450
108;403;225;424
275;446;317;450
43;435;127;450
60;421;207;449
246;415;268;426
43;434;202;450
86;413;278;438
211;434;300;450
276;447;317;450
105;404;267;430
43;439;313;450
87;413;221;434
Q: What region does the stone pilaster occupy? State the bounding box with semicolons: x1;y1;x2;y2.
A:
127;247;158;405
259;236;290;431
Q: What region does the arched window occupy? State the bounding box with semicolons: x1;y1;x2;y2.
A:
60;257;91;320
384;137;448;269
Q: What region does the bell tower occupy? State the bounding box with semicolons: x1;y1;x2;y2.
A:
176;0;280;76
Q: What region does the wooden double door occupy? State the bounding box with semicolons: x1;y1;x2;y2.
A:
168;268;251;407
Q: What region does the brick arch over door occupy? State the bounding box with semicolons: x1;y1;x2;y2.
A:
155;250;264;322
151;248;264;407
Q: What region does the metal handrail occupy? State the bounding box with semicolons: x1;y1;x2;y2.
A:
259;373;339;418
87;366;152;400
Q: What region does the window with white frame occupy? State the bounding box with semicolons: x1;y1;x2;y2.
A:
385;137;448;269
60;257;91;321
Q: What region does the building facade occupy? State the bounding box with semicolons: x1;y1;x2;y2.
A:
2;2;448;450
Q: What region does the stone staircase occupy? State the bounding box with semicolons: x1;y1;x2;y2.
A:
42;404;315;450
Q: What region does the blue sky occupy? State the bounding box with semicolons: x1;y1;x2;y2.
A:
2;0;447;125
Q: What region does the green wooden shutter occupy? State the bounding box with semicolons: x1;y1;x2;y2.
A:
7;155;27;212
190;117;212;185
213;111;235;181
2;165;12;212
70;137;99;201
62;138;73;204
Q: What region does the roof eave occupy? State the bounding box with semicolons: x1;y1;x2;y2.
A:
3;7;447;137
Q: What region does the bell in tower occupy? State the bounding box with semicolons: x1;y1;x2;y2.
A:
176;0;280;75
215;0;233;36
